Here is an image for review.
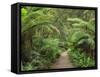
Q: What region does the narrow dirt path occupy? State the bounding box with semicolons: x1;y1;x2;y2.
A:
50;51;74;69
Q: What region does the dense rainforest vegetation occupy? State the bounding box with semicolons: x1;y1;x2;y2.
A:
21;6;96;71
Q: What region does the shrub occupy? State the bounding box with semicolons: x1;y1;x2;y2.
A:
41;38;60;61
68;48;95;67
21;38;61;71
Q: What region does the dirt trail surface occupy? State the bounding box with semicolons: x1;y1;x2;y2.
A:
51;51;74;69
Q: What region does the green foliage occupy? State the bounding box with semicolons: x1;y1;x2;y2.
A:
68;31;89;44
41;38;60;61
21;38;60;71
67;17;95;50
68;48;95;67
21;8;28;16
66;18;95;68
21;7;56;32
21;6;96;71
67;18;95;36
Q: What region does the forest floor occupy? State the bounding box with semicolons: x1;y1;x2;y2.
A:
50;51;74;69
